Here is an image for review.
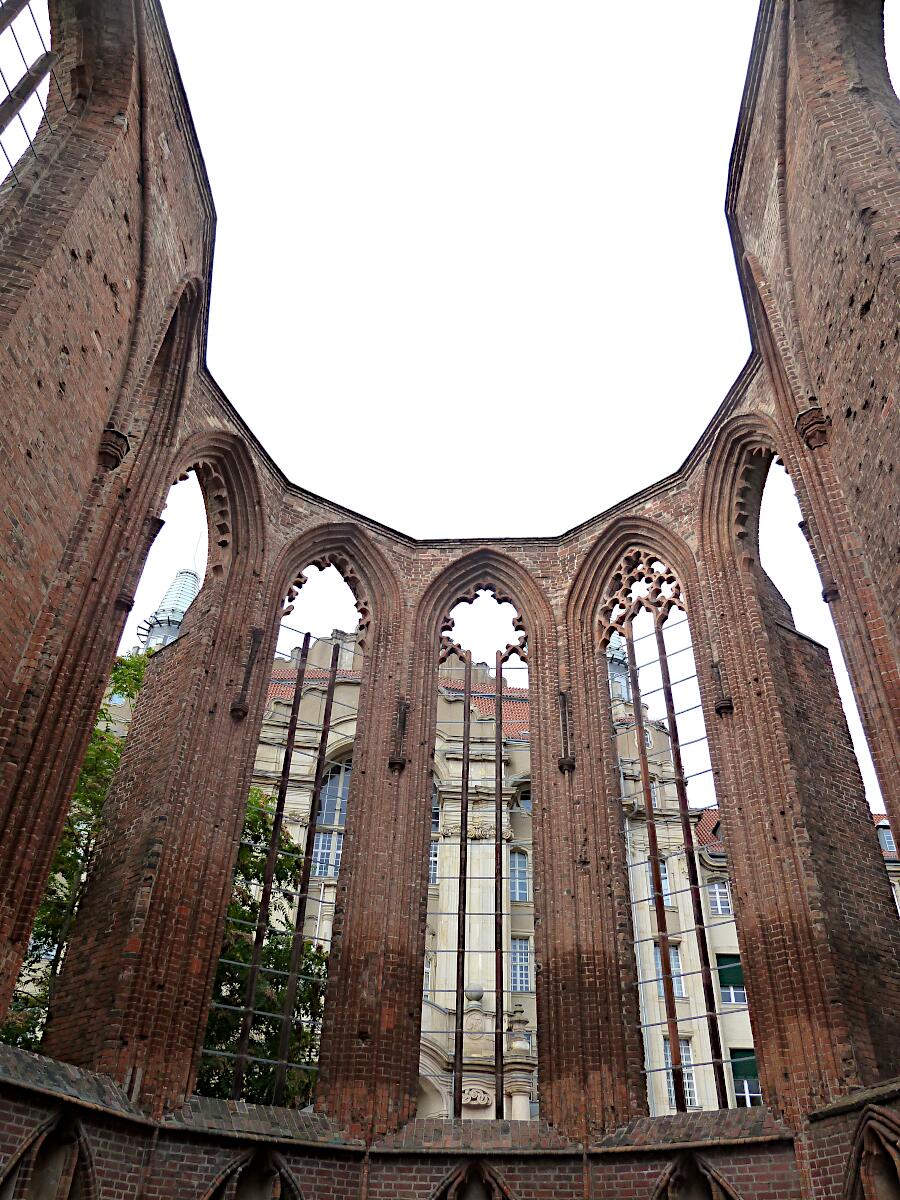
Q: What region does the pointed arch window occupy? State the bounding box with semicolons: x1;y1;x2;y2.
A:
599;549;756;1115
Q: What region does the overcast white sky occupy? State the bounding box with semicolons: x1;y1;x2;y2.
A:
115;2;898;807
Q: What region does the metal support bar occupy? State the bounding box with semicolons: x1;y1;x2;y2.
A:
0;0;31;38
0;49;56;138
625;624;687;1113
452;651;472;1119
494;649;504;1119
654;622;729;1109
231;634;310;1097
272;640;340;1105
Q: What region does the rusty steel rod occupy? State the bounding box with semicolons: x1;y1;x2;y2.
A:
494;650;505;1119
231;634;311;1098
273;640;340;1105
624;626;688;1112
654;621;729;1108
452;651;473;1119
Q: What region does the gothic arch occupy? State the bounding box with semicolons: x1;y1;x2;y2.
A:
651;1152;743;1200
202;1149;303;1200
428;1159;516;1200
271;521;403;651
163;429;267;595
845;1106;900;1200
0;1112;97;1200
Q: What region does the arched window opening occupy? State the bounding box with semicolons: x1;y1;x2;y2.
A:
849;1112;900;1200
4;1122;94;1200
207;1152;300;1200
652;1152;741;1200
886;0;899;100
0;1;60;190
424;588;535;1121
758;462;883;809
0;473;210;1055
197;560;363;1107
599;550;758;1116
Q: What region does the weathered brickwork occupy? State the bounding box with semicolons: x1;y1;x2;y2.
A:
0;0;897;1195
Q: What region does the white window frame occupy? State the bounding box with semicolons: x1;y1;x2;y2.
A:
312;829;344;878
510;848;529;902
654;942;685;999
664;1037;697;1108
648;858;674;907
510;937;532;993
877;823;896;855
423;955;433;999
707;879;732;916
643;727;653;750
428;838;439;886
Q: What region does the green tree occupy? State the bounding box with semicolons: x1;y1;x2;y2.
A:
0;651;151;1049
196;788;329;1108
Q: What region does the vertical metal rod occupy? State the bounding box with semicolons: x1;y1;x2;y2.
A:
273;641;341;1104
654;622;729;1108
494;650;505;1120
231;634;311;1097
624;626;687;1113
452;651;472;1119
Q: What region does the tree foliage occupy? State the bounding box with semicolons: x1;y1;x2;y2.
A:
196;787;328;1108
0;652;151;1049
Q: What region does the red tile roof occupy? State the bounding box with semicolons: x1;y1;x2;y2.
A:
693;808;895;861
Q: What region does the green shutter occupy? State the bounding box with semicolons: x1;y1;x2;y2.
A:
716;954;744;987
729;1050;758;1081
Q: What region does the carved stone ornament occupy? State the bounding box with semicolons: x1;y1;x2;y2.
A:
98;425;131;471
441;823;512;841
794;401;830;450
461;1086;492;1108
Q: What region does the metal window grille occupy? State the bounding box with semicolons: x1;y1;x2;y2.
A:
602;552;739;1113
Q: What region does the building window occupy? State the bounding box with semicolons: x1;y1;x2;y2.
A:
432;784;440;831
312;759;350;877
664;1037;697;1108
610;669;630;701
423;956;433;1000
649;780;660;808
511;937;532;992
516;788;533;814
877;823;897;855
319;759;351;828
648;858;673;906
644;728;653;750
510;849;528;902
707;879;732;916
429;839;439;886
729;1049;762;1107
654;942;685;999
312;830;343;878
717;954;746;1005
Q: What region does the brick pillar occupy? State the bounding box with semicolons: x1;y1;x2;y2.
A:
710;562;900;1122
43;575;269;1115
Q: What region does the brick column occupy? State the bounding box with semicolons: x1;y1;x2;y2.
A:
43;573;269;1116
707;561;900;1122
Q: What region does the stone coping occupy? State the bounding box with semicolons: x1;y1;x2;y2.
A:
808;1076;900;1122
0;1046;795;1155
